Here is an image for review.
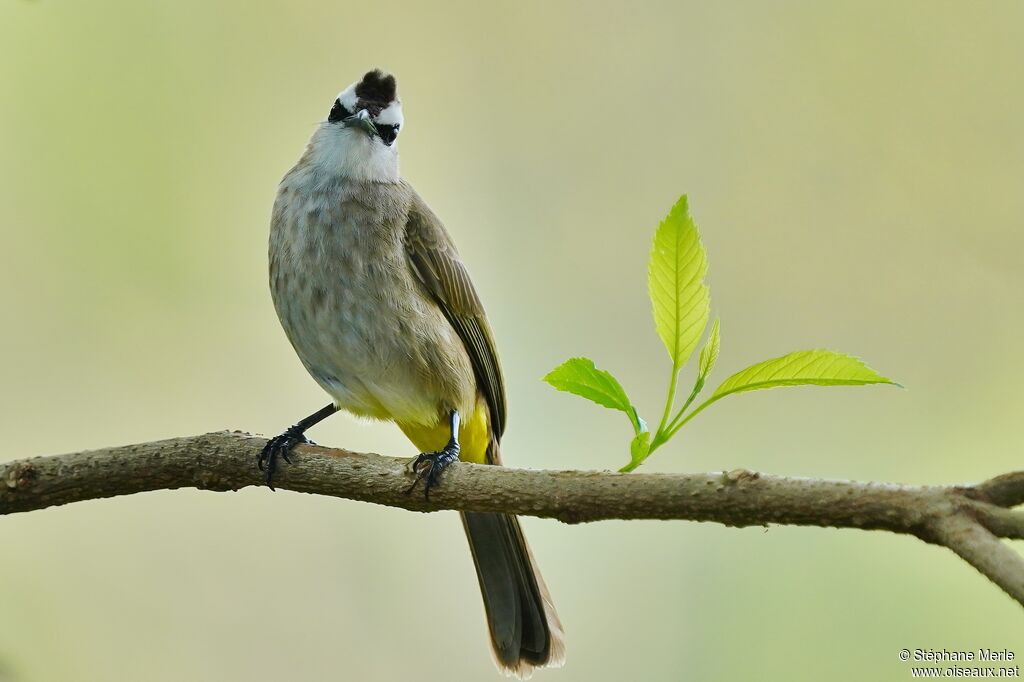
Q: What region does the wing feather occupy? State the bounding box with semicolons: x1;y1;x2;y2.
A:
405;193;507;443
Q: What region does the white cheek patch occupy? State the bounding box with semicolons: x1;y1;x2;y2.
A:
337;84;359;111
375;101;404;127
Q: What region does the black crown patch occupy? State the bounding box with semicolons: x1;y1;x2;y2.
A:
355;69;397;104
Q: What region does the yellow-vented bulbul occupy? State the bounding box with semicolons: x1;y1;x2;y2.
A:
261;69;564;677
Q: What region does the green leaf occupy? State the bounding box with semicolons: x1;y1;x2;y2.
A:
665;349;899;439
544;357;641;430
649;195;710;368
710;350;898;400
698;319;721;381
629;431;651;463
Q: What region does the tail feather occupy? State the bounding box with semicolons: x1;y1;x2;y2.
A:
462;511;565;678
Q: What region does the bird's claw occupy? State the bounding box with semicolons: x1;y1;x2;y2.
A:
257;427;313;490
405;443;460;500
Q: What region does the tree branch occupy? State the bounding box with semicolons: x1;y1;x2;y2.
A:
2;431;1022;608
928;513;1024;606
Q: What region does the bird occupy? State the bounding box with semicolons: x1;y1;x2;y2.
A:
261;68;565;677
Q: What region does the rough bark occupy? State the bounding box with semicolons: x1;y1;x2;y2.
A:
3;431;1023;607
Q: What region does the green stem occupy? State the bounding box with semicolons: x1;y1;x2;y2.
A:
664;379;704;436
664;395;719;441
631;361;713;473
655;361;681;440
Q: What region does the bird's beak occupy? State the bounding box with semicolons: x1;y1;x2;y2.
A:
343;109;379;138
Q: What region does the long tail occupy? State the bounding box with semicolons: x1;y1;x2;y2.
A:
461;510;565;678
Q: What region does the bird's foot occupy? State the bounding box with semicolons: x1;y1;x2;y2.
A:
406;443;460;500
257;426;315;490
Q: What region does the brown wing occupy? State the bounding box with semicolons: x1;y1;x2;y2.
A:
404;192;507;443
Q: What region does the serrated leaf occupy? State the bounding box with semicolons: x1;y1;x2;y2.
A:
649;195;710;368
544;357;634;415
698;319;721;381
710;350;898;401
545;358;649;442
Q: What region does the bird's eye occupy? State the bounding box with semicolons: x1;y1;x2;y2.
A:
327;99;351;123
377;124;399;145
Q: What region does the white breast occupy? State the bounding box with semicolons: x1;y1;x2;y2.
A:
269;170;475;426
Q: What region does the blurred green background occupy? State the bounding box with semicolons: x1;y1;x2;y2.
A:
2;1;1023;680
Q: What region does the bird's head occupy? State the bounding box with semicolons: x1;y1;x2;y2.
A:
331;69;403;146
307;69;404;182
